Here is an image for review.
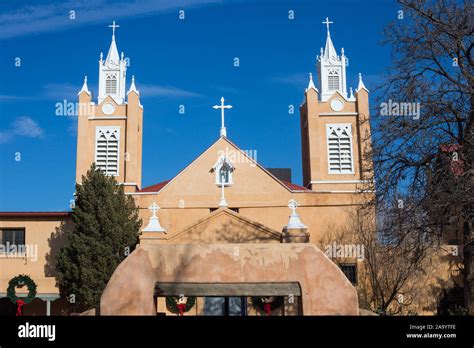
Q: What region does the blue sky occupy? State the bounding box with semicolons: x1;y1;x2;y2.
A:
0;0;397;211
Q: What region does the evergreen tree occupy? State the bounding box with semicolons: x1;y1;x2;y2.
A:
56;163;142;311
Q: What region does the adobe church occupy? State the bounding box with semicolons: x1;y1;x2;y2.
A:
0;19;372;316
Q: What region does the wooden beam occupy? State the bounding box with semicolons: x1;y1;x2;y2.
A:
154;282;301;297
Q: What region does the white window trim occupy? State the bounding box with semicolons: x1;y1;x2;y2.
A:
214;156;234;186
326;123;355;175
95;126;120;177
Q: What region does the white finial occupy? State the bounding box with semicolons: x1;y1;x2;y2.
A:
78;75;91;96
142;202;166;232
121;52;124;60
100;52;103;61
341;47;345;56
109;20;120;38
127;75;139;95
322;17;333;36
320;47;324;55
357;73;369;92
349;87;355;100
212;97;233;137
307;72;317;91
285;199;307;229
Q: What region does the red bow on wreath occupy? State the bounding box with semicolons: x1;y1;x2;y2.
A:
16;299;25;316
263;303;271;316
177;303;186;316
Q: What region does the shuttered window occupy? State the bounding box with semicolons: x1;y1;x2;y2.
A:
106;75;117;94
326;124;354;174
327;71;339;91
95;127;120;176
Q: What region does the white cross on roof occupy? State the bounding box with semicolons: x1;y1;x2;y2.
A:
213;97;233;137
322;17;333;35
109;20;120;37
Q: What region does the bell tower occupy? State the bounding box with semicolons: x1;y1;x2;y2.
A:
300;17;372;192
98;21;127;104
76;21;143;193
317;17;348;102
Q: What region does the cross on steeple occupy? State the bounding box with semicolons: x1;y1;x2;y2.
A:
322;17;333;36
148;202;160;218
109;20;120;38
213;97;233;137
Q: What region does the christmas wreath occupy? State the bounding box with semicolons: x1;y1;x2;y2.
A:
252;296;284;316
7;274;37;316
166;296;196;316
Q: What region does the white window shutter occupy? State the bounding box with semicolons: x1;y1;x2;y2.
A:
326;124;354;174
95;127;120;176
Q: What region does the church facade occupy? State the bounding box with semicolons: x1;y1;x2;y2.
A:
0;19;373;316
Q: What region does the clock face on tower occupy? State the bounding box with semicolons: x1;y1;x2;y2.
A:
330;99;344;112
102;103;115;115
329;56;337;64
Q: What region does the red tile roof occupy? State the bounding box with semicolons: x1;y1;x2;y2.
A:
138;180;171;193
280;180;311;191
0;212;72;218
139;179;309;193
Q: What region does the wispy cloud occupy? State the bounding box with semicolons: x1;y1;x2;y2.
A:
67;118;78;136
0;83;81;102
13;117;44;138
139;84;202;98
42;82;84;100
0;0;222;40
271;72;309;88
0;81;199;101
0;95;23;101
0;131;12;144
0;116;44;144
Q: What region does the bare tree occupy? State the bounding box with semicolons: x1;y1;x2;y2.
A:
362;0;473;313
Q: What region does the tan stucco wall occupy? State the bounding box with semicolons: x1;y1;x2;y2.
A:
299;87;372;189
76;91;143;189
100;243;359;315
133;137;370;245
0;217;73;297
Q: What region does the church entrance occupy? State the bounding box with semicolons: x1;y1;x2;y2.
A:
154;282;302;316
203;297;247;316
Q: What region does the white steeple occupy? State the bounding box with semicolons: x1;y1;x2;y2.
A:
306;72;317;92
78;76;91;96
127;75;140;95
348;86;355;101
317;17;348;102
98;21;127;104
357;73;369;92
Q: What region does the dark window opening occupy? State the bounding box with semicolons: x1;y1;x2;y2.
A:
340;264;357;285
210;208;239;213
1;228;25;247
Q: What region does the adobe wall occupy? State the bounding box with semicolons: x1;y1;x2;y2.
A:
100;243;359;315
